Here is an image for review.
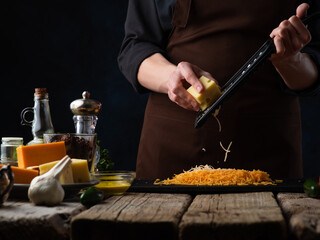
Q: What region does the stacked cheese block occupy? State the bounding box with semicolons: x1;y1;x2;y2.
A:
0;141;90;184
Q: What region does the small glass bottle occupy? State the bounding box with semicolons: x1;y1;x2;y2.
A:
0;137;24;166
20;88;55;145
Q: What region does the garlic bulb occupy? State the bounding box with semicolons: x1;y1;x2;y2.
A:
28;155;72;206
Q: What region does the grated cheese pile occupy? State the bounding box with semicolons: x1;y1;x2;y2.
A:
154;165;275;186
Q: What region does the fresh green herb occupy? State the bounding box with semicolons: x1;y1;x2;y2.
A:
97;148;115;171
96;140;114;171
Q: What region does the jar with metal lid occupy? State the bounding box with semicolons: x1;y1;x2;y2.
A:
0;137;24;166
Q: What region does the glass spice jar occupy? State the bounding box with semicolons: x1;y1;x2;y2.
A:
0;137;24;166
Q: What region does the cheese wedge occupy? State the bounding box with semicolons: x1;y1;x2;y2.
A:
38;158;90;183
39;160;74;184
17;142;66;168
71;159;90;183
187;76;222;111
0;164;38;184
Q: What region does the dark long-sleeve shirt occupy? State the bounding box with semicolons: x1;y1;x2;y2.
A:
118;0;320;95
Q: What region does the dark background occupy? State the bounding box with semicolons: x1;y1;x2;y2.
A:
1;0;319;178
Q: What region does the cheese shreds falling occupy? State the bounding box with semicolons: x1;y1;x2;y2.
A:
211;106;232;163
154;165;275;186
212;106;222;132
213;115;222;132
220;141;233;162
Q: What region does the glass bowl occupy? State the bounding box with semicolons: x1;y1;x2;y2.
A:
91;171;135;195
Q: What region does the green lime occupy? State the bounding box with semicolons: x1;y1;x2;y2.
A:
80;187;104;207
303;179;319;198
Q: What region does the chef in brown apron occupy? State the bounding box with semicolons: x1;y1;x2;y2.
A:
118;1;319;179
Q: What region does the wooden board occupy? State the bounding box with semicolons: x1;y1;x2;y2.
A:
128;179;304;194
179;192;286;240
71;193;192;240
277;193;320;240
0;200;84;240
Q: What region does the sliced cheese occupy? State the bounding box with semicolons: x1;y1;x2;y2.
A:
71;159;90;183
0;164;38;184
187;76;222;111
39;160;74;184
17;142;66;168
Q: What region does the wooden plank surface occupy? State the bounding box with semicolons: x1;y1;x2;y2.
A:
2;192;318;240
0;200;84;240
71;192;192;240
179;192;286;240
277;193;320;240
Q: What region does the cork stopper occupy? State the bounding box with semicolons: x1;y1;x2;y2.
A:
34;88;48;99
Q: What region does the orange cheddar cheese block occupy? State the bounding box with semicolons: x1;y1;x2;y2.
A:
0;164;38;184
17;142;66;168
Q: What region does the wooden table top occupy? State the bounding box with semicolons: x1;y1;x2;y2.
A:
0;192;319;240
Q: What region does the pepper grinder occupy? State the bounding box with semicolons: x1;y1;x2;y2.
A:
70;91;102;134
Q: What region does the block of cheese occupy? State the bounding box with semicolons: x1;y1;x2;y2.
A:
39;160;74;184
0;164;38;184
187;76;222;111
38;158;90;183
70;159;90;183
17;142;66;168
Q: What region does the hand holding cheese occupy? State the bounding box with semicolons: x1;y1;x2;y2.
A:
187;76;222;111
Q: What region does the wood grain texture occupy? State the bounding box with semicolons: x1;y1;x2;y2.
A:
71;193;192;240
0;200;84;240
179;192;286;240
277;193;320;240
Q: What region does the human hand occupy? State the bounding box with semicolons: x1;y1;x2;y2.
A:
269;3;311;64
167;61;217;111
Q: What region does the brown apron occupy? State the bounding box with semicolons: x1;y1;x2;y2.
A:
136;0;303;179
